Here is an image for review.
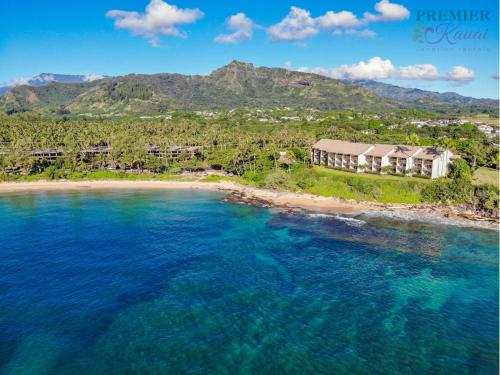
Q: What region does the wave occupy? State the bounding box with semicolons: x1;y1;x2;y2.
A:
307;210;495;232
307;213;334;219
362;210;496;231
307;213;367;227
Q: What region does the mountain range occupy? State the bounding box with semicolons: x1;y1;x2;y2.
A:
349;80;497;113
0;73;104;96
1;61;497;115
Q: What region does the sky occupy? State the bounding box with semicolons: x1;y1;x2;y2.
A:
0;0;498;99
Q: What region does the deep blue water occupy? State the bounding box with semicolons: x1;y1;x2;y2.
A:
0;190;497;374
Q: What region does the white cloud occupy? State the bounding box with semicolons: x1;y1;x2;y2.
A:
397;64;439;80
298;57;475;85
318;56;396;80
83;73;104;82
445;66;475;83
268;1;409;42
268;6;319;42
317;11;361;29
215;13;254;44
297;66;334;77
32;74;56;83
5;77;30;87
106;0;204;46
363;0;410;22
334;28;376;38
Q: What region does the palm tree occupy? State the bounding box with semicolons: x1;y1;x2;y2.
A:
436;137;454;150
406;133;420;146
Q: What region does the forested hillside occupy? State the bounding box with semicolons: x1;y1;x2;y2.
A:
2;61;496;116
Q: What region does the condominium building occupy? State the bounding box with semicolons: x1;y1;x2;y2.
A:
312;139;373;172
364;144;396;173
412;147;454;179
387;145;421;175
311;139;454;179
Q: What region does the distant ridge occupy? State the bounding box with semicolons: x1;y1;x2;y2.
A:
0;61;497;115
349;79;498;113
0;73;104;95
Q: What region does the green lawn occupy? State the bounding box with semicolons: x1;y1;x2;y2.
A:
473;167;499;188
296;166;430;204
313;166;433;183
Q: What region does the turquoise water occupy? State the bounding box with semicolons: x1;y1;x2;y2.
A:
0;190;497;374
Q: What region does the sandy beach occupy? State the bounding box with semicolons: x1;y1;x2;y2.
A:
0;179;391;215
0;179;497;230
0;180;226;194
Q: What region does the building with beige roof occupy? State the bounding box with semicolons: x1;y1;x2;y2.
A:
412;147;454;178
364;144;398;173
387;145;422;175
311;139;453;178
311;140;374;172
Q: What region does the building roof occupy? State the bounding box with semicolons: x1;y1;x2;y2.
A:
312;139;374;155
31;148;62;155
81;145;110;153
278;151;295;164
312;139;454;161
365;144;396;157
389;145;422;158
413;147;448;160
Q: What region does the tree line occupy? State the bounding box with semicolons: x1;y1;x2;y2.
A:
0;111;497;216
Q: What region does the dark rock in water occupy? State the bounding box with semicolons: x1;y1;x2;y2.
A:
223;192;273;208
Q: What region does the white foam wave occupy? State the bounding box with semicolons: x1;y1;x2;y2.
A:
307;213;334;219
362;210;496;230
307;213;366;227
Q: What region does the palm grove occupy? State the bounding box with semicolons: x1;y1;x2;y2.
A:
0;110;498;216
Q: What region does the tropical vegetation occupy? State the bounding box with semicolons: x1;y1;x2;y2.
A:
1;61;497;116
0;109;497;215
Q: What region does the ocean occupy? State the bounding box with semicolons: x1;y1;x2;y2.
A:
0;190;497;374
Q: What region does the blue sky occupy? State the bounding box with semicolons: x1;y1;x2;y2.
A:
0;0;498;98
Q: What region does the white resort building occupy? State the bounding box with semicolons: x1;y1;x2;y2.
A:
311;139;454;179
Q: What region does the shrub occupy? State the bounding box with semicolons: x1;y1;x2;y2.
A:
169;166;182;174
421;160;475;205
263;170;292;190
291;166;318;189
43;166;65;180
371;186;383;199
450;159;472;182
66;171;87;180
346;177;374;195
381;165;394;174
421;179;453;203
474;184;499;213
421;178;473;204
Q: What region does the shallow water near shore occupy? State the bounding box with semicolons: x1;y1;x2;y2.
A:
0;190;498;374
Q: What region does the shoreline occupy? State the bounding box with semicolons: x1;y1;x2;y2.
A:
0;179;497;231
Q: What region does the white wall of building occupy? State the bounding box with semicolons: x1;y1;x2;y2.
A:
311;143;453;179
431;150;452;179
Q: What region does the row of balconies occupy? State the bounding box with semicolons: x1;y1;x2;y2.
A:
327;161;358;169
316;151;360;164
314;150;435;176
